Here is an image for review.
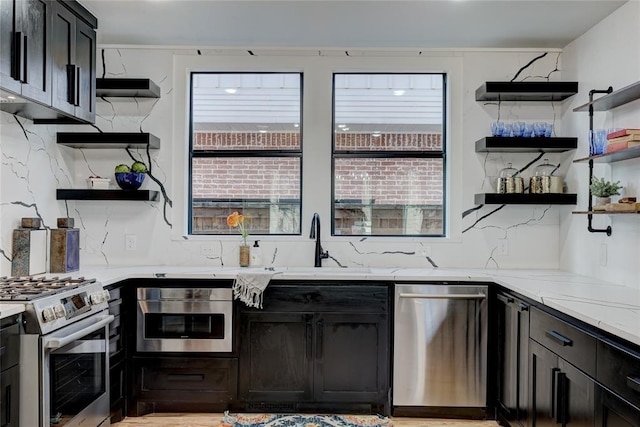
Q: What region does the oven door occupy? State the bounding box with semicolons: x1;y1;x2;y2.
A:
137;300;232;352
41;313;114;427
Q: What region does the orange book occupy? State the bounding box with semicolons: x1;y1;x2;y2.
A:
606;140;629;153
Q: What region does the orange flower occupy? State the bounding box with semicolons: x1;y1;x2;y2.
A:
226;211;243;227
226;211;248;244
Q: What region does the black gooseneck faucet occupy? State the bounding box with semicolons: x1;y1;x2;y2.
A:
309;213;329;267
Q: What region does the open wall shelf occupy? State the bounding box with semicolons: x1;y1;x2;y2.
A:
573;145;640;164
475;137;577;153
57;189;160;201
96;78;161;98
475;193;577;205
573;211;640;215
57;132;160;149
573;81;640;112
475;81;579;102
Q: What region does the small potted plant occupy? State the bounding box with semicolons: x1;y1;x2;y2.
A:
589;176;622;208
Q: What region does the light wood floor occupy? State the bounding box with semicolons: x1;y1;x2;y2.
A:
111;413;499;427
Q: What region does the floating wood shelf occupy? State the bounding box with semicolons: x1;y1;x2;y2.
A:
475;137;577;153
573;81;640;112
475;193;577;205
57;189;160;201
57;132;160;149
573;145;640;164
475;81;579;102
96;78;161;98
572;211;640;215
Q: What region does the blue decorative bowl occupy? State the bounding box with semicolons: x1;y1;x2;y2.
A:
115;172;145;190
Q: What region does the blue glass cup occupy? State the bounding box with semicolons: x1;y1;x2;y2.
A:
523;123;534;137
544;123;553;137
502;123;513;137
590;129;607;155
512;122;525;137
491;121;505;136
533;122;546;137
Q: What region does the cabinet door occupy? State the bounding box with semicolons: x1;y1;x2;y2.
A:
50;2;75;115
0;0;50;103
314;313;389;403
497;294;529;427
239;312;313;402
558;358;595;426
72;16;95;122
529;339;559;427
19;0;50;103
0;0;21;93
595;385;640;427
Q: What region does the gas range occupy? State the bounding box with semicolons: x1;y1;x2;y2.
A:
0;275;110;335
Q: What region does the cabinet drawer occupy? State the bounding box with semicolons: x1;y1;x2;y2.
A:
597;341;640;408
107;287;121;301
530;307;596;376
254;285;389;313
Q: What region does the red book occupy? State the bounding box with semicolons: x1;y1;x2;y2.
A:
607;128;640;139
606;140;629;153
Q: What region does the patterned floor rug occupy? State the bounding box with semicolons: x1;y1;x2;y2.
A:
219;413;392;427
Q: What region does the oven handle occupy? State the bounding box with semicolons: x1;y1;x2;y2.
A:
44;315;114;349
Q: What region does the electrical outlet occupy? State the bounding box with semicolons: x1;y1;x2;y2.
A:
497;239;508;256
599;243;607;266
200;245;214;257
125;234;137;251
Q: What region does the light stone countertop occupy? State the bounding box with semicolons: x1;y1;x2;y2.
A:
0;303;24;320
71;266;640;348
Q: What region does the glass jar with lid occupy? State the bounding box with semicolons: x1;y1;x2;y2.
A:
497;163;523;194
530;159;558;194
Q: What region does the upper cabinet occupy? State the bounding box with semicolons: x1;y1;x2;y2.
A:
0;0;51;105
0;0;97;124
50;0;96;123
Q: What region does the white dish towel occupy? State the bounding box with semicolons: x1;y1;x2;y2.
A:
232;270;279;309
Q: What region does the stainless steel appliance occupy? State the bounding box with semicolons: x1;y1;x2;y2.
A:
1;312;21;427
136;287;233;352
393;283;488;409
0;276;113;427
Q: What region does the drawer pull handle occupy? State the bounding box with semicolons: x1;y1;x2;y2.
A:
167;374;204;382
627;376;640;393
545;330;573;347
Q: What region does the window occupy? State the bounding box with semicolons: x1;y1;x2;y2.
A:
189;72;302;235
332;73;446;236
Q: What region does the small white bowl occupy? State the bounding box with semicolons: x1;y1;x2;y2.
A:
86;177;111;189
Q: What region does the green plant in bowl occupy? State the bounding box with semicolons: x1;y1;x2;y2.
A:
589;176;622;197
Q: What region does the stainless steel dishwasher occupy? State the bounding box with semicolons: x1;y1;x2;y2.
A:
393;283;488;409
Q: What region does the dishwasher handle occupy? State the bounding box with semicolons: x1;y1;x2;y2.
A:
399;293;486;300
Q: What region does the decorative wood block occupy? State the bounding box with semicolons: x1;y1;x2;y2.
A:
11;229;47;276
21;217;41;229
50;228;80;273
57;217;75;228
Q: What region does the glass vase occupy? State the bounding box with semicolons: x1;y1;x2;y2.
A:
239;244;250;267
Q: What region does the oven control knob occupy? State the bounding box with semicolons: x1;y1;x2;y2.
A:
89;292;102;305
102;290;111;302
42;307;56;323
53;304;66;319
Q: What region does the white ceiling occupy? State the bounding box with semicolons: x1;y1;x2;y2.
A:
82;0;628;49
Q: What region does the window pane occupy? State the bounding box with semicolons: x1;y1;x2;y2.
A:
334;74;443;152
334;158;444;236
190;72;302;236
192;73;301;151
191;157;301;235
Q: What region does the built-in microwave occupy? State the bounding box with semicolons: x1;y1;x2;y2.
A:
136;288;233;353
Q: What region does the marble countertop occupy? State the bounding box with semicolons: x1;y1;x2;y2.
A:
71;265;640;347
0;304;24;320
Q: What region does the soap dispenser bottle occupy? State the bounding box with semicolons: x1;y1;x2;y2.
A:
250;240;262;267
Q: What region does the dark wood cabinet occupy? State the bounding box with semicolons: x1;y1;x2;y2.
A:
131;357;238;415
106;284;128;423
528;309;596;427
314;313;388;404
496;292;529;427
238;284;391;414
595;385;640;426
239;312;314;402
0;0;51;104
50;0;95;123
